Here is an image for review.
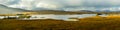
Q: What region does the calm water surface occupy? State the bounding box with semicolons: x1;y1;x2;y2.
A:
30;14;98;20
0;14;107;20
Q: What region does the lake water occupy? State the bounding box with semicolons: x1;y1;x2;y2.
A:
0;14;107;20
29;14;102;20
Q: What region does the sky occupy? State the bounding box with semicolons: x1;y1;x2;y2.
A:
0;0;120;11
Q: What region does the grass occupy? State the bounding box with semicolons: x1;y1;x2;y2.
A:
0;16;120;30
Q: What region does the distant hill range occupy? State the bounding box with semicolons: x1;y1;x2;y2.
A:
0;4;120;15
30;10;96;14
0;4;31;14
0;4;96;14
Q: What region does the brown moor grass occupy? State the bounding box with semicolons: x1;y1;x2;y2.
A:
0;17;120;30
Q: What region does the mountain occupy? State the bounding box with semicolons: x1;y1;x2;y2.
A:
1;4;114;14
95;10;111;12
67;10;97;14
31;10;96;14
79;10;96;13
0;4;29;14
0;4;97;15
93;10;120;14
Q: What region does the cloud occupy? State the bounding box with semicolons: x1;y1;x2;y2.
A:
1;0;120;11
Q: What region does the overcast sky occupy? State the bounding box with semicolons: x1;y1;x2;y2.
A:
0;0;120;11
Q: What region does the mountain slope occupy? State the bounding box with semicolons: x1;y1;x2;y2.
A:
0;4;29;14
0;4;97;14
72;10;97;14
31;10;96;14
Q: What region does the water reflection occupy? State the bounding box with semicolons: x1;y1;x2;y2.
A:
29;14;97;20
0;14;108;20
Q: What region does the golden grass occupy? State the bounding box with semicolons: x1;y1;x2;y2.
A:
0;16;120;30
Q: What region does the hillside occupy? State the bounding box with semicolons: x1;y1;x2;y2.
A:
32;10;96;14
2;4;119;15
0;5;97;15
0;4;30;14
